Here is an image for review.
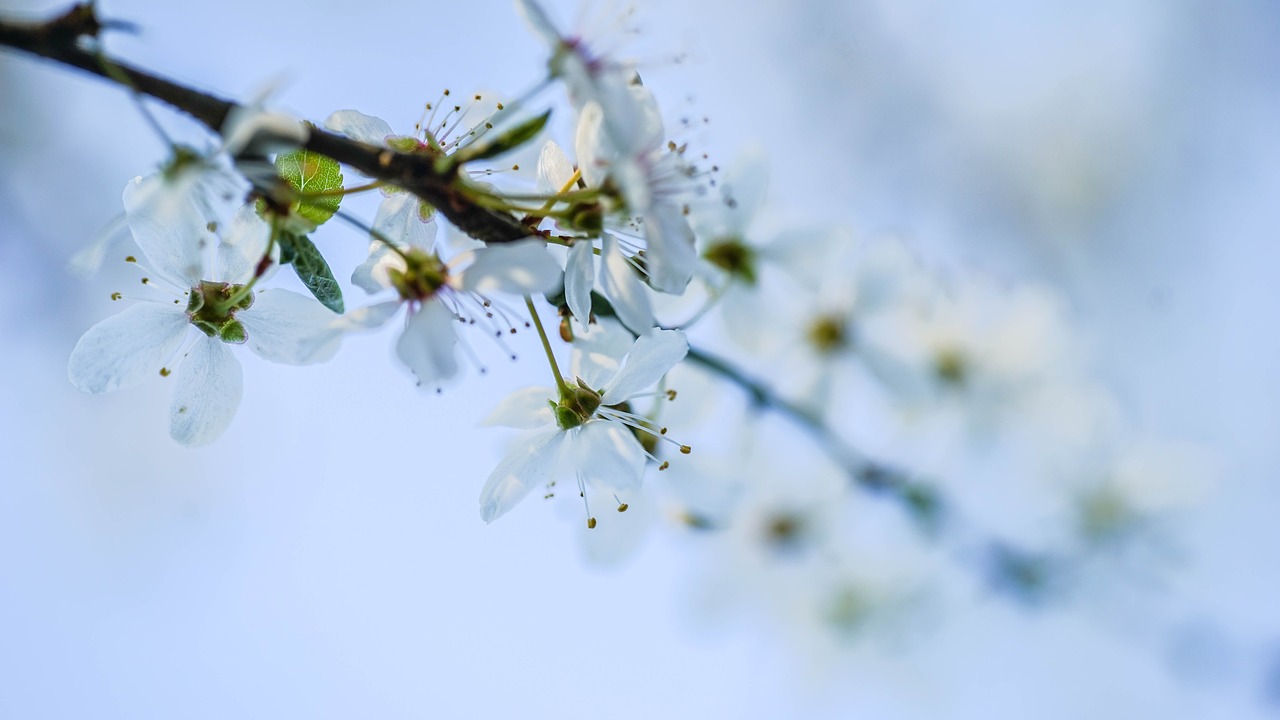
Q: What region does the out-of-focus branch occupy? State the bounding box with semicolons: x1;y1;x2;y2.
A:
0;3;535;245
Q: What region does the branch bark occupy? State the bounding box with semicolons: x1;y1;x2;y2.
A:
0;3;534;245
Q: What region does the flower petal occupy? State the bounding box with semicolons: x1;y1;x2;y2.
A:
565;240;595;327
217;204;278;284
374;191;437;251
238;289;342;365
396;299;459;386
323;110;396;146
514;0;563;48
169;337;243;446
122;175;212;288
642;206;696;294
335;300;403;330
68;303;190;394
571;320;633;391
479;427;566;523
574;101;609;189
537;141;577;194
602;328;688;402
221;107;308;157
460;240;562;296
574;421;646;493
599;234;655;333
482;386;557;428
351;240;401;295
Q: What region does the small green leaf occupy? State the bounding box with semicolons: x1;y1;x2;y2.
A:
275;149;344;230
278;232;344;313
450;110;551;165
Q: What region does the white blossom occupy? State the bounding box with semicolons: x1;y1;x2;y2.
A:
479;324;688;525
341;226;562;388
536;140;656;333
68;205;343;445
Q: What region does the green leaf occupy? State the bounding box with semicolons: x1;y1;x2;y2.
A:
450;110;551;166
278;232;344;313
274;149;344;230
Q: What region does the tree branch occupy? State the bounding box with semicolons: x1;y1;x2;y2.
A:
0;3;534;245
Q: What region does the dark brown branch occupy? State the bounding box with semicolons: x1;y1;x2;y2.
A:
0;3;534;245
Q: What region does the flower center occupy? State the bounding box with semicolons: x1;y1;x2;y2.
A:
934;348;967;386
762;510;808;554
186;280;253;344
554;379;603;430
703;237;757;285
388;247;450;302
806;314;850;355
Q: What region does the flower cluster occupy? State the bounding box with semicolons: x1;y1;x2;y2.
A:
61;0;1208;667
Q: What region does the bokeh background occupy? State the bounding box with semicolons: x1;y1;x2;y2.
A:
2;0;1279;717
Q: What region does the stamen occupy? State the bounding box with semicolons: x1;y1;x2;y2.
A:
578;472;596;529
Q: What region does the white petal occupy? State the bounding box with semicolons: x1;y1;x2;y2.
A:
238;289;342;365
374;192;437;250
603;328;688;402
565;240;595;326
323;110;396;146
479;427;566;523
599;234;655;333
570;320;633;391
460;240;561;296
574;421;646;493
69;213;127;277
537;140;577;193
396;300;459;386
217;204;278;284
603;83;664;159
221;106;308;157
122;175;212;288
574;101;609;189
642;207;696;294
68;303;190;394
482;386;557;428
335;300;403;330
351;240;401;295
514;0;563;48
169;338;243;446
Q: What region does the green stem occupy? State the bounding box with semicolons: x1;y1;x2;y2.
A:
525;295;568;393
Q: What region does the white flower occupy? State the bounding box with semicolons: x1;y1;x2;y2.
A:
575;88;699;294
72;149;246;278
324;96;512;248
515;0;646;140
860;278;1076;425
341;224;562;388
537;140;656;333
324;109;442;250
67;203;343;445
478;324;689;525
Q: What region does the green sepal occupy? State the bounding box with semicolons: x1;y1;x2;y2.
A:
218;319;248;345
448;110;551;166
278;232;344;313
273;149;344;230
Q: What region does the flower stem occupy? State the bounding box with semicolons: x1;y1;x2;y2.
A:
525;295;568;393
